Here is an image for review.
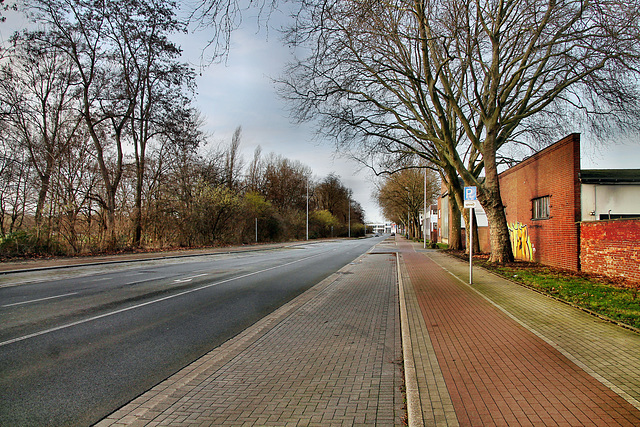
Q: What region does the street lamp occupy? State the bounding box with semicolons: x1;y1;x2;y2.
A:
348;195;351;238
424;168;427;249
406;187;410;239
306;177;309;241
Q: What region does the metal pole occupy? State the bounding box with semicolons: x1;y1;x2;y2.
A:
424;168;427;249
407;189;410;239
306;178;309;240
348;197;351;238
255;217;258;243
469;208;473;285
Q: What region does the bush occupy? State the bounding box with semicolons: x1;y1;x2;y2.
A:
0;230;65;258
310;210;340;238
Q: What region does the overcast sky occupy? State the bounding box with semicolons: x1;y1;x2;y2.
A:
3;6;639;224
174;10;391;223
178;13;640;223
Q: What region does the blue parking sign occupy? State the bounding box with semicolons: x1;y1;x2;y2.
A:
464;186;477;201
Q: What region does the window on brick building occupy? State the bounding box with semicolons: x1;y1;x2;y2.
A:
532;196;550;220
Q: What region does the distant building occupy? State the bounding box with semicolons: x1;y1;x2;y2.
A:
420;204;439;242
367;222;393;234
580;169;640;221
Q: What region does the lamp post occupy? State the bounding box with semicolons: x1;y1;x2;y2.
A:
348;196;351;238
406;187;410;239
424;168;427;249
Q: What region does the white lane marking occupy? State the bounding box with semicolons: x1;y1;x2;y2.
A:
0;250;334;347
2;292;79;308
174;274;207;283
91;277;113;282
122;276;167;286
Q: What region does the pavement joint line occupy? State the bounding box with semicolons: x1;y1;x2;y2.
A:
425;251;640;412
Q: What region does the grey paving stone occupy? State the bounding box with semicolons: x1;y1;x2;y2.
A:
100;253;403;426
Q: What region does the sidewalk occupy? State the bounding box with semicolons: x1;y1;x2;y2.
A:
97;251;404;426
8;237;640;425
397;238;640;426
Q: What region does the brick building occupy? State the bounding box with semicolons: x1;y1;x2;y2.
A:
499;133;582;271
438;134;640;279
581;219;640;284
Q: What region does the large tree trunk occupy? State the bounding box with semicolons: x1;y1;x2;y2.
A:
105;188;118;251
479;134;514;263
133;156;145;247
482;196;512;263
472;209;480;253
442;166;463;250
35;173;51;230
448;195;462;250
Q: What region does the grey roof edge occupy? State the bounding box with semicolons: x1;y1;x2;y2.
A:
580;169;640;184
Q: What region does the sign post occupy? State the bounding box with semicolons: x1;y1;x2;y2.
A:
464;187;477;284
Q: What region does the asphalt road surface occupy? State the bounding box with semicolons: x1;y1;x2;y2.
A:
0;237;386;426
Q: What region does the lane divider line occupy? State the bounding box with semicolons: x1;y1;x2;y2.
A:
174;274;208;283
2;292;79;308
0;250;334;348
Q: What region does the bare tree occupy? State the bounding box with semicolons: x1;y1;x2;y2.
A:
109;0;195;247
145;107;207;247
245;144;264;192
24;1;129;248
0;140;33;237
261;154;310;212
314;173;355;226
24;0;195;249
0;36;81;236
315;174;347;218
188;0;280;62
51;127;97;253
280;0;640;262
376;168;438;239
224;126;244;191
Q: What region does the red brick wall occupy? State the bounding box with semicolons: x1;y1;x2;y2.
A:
499;134;581;271
581;219;640;284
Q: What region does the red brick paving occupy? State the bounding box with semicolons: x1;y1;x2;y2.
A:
400;243;640;426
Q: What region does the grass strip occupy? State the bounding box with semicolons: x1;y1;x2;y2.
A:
449;251;640;331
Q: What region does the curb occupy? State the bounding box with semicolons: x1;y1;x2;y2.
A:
397;253;422;427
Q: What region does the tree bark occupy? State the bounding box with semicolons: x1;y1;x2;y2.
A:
441;166;463;250
448;194;462;250
479;134;514;263
133;163;144;247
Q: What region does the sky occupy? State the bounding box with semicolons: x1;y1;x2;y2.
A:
173;10;391;223
3;5;640;224
176;12;640;223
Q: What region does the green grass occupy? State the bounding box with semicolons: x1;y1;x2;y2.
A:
470;256;640;331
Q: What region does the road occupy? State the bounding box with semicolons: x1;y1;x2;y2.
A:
0;237;385;426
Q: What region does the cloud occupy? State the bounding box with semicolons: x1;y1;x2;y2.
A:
178;20;387;222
